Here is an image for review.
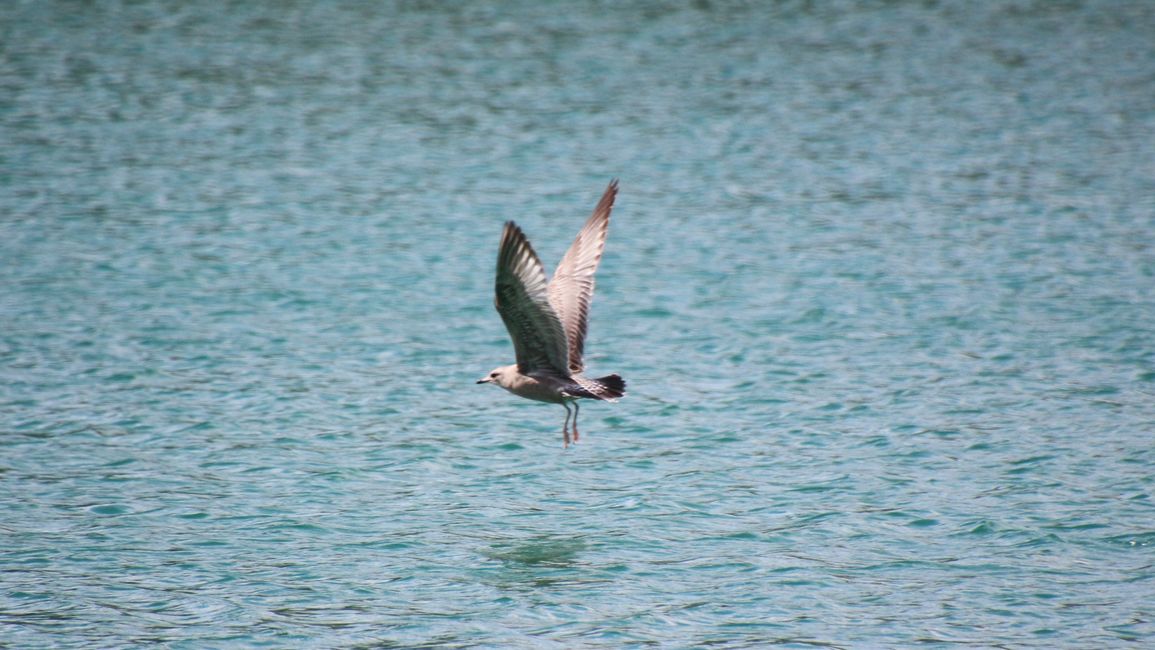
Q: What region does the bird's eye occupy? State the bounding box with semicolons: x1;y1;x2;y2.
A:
490;372;499;378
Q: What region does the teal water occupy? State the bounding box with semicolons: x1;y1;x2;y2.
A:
3;1;1154;647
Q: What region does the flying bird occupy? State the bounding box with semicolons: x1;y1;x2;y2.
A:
477;180;626;447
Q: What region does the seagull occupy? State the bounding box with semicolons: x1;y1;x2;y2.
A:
477;180;626;447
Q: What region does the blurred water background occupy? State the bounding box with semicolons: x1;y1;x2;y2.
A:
3;1;1154;647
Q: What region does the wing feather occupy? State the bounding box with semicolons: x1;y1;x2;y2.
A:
494;222;571;375
548;179;618;373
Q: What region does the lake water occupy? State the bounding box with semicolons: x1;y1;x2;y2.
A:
3;1;1154;647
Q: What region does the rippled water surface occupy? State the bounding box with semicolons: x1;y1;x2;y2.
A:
3;1;1155;647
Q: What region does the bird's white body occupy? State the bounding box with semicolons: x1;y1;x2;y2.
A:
484;364;567;404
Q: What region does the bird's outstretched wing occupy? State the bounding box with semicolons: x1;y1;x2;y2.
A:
495;222;571;375
548;179;618;373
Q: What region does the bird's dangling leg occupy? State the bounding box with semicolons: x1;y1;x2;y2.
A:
562;401;573;448
572;401;581;443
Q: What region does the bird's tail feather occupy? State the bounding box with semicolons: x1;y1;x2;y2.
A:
592;374;626;401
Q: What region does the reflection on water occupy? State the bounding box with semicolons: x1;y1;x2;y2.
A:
484;536;589;568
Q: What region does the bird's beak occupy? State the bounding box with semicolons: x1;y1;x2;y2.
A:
476;377;491;384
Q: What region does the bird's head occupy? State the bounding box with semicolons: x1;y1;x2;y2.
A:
476;364;518;389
